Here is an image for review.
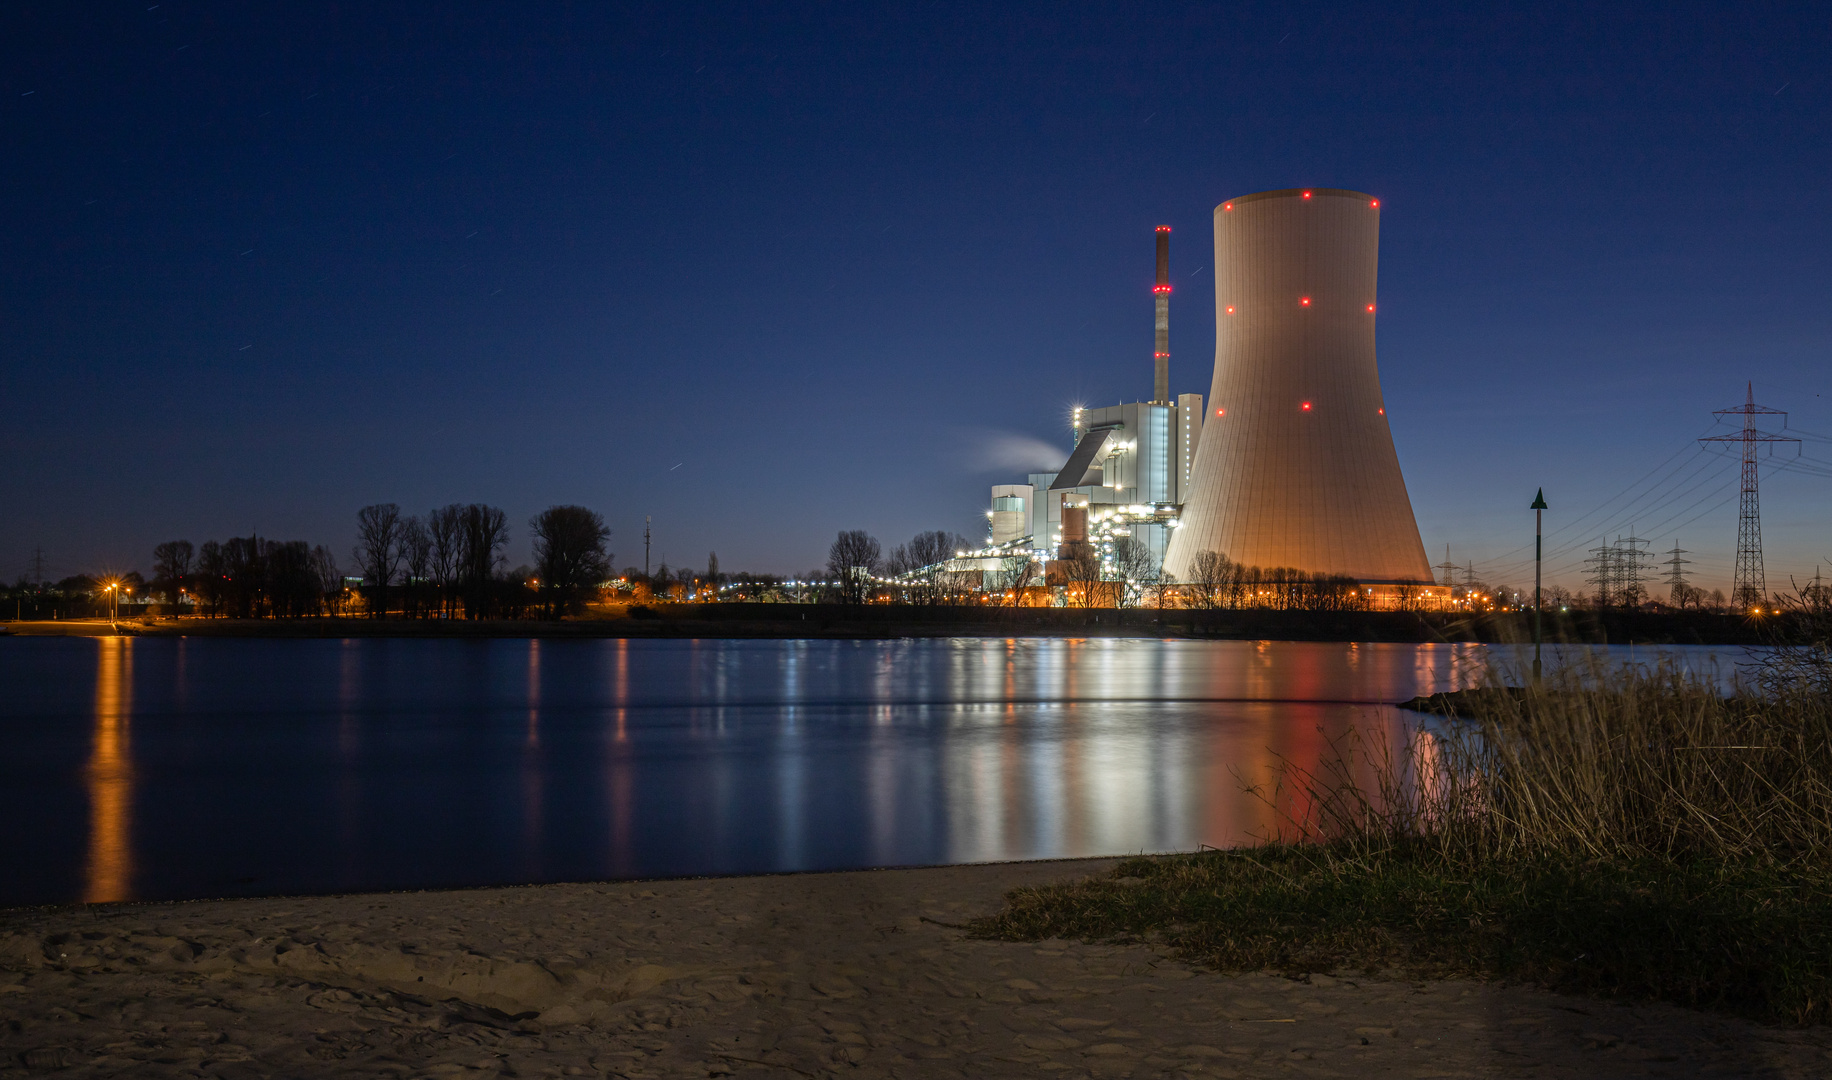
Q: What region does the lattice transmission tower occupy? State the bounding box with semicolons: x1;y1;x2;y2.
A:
1585;539;1617;608
1664;542;1691;608
1435;545;1459;588
1617;533;1653;608
1699;384;1798;609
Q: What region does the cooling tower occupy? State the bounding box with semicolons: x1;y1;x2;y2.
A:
1162;188;1432;583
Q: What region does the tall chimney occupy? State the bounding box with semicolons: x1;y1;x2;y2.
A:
1153;226;1171;403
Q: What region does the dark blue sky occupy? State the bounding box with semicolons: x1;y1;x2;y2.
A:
5;2;1830;590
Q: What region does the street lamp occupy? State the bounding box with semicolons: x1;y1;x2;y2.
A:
1530;488;1548;681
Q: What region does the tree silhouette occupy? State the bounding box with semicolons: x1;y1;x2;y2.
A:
826;530;881;605
531;505;612;618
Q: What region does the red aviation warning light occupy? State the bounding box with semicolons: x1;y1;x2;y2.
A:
1300;297;1311;306
1302;191;1312;199
1216;408;1226;416
1153;284;1171;294
1225;306;1235;314
1367;304;1376;312
1370;199;1379;208
1223;202;1233;211
1301;402;1312;411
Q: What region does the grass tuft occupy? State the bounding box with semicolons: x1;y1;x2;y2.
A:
975;845;1832;1024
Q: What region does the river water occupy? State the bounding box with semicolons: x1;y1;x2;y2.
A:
0;635;1717;907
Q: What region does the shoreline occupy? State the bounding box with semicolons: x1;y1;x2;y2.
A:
4;858;1829;1077
0;604;1789;645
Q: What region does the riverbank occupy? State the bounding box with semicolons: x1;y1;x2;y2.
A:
5;858;1828;1078
1;604;1792;644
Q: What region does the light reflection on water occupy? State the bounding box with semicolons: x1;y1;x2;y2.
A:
1;636;1733;907
82;636;133;903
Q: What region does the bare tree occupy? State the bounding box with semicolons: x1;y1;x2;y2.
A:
1111;537;1158;608
1060;549;1104;608
1189;549;1232;609
194;541;225;617
530;505;612;618
998;554;1035;606
827;530;882;605
265;540;319;618
310;545;343;616
897;530;971;605
353;503;405;618
459;504;510;618
152;540;194;618
221;535;264;618
428;505;464;617
399;516;433;618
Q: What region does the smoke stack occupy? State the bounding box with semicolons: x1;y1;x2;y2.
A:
1153;226;1171;403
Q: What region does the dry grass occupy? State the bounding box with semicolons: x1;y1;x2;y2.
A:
1311;648;1832;867
975;640;1832;1024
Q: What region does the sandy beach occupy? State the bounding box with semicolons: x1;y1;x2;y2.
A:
3;858;1829;1078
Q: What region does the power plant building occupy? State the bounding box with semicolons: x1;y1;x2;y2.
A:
983;191;1431;592
982;225;1202;571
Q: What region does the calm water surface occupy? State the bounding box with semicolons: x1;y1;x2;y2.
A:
0;636;1728;907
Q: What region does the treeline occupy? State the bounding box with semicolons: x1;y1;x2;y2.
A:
825;529;979;605
136;502;613;620
1174;550;1374;612
165;537;343;618
814;531;1403;612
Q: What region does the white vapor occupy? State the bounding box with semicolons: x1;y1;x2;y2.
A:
955;428;1069;474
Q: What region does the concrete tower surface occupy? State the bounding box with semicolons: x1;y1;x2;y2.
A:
1162;188;1432;583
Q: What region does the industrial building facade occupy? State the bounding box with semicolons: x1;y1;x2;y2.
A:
982;224;1202;574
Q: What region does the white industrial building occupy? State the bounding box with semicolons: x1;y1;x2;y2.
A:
983;227;1203;573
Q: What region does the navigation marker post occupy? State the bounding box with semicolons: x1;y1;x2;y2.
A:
1531;488;1548;681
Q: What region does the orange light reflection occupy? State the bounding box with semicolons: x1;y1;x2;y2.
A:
83;636;134;904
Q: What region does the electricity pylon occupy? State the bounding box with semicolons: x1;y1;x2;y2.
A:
1699;384;1798;610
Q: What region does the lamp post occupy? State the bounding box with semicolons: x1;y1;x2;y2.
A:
1531;488;1548;681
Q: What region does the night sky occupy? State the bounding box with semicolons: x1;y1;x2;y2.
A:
5;2;1830;591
